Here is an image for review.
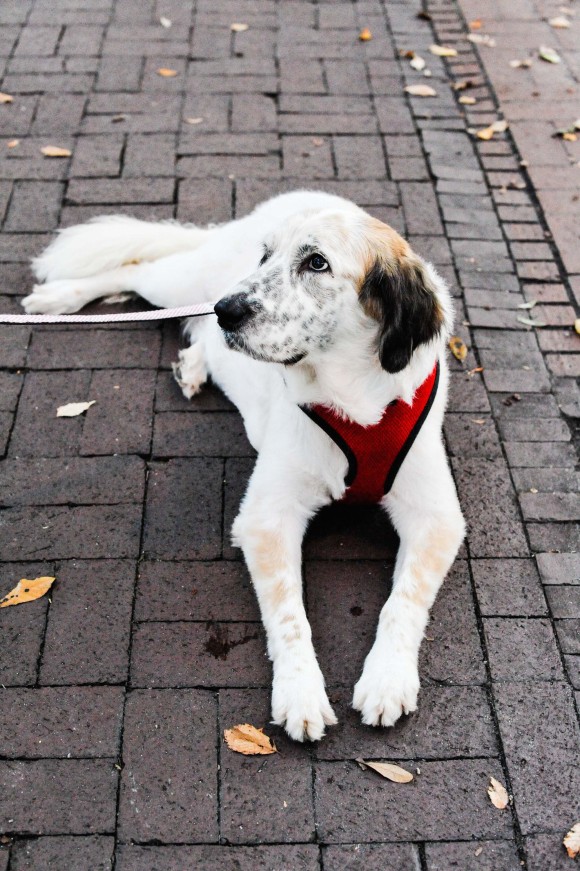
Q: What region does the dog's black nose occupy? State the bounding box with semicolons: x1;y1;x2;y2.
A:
214;294;252;331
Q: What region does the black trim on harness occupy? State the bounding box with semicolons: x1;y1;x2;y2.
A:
383;360;440;495
300;405;358;486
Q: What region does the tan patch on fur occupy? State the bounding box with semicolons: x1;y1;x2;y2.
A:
253;528;287;577
357;216;411;291
401;527;460;608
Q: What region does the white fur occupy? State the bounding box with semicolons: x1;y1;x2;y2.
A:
24;190;465;742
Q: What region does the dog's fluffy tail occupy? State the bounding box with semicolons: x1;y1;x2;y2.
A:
32;216;209;282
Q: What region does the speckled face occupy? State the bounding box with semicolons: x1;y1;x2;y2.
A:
215;214;358;365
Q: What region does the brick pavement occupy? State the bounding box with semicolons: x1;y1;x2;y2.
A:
0;0;579;869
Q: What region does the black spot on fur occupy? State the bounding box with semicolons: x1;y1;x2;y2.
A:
359;257;443;373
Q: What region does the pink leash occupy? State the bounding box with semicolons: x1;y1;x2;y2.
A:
0;302;216;325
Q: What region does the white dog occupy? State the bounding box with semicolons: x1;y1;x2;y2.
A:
24;190;465;742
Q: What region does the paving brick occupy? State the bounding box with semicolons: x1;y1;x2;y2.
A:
452;458;529;557
525;833;577;871
80;369;155;455
0;562;50;686
118;689;218;842
315;758;513;842
493;681;580;834
484;617;563;681
323;844;420;870
504;441;577;468
69;135;124;178
9;836;114;871
546;586;580;619
0;371;23;411
123;133;176;177
282;136;335;179
219;688;316;844
0;325;30;368
556;619;580;654
144;459;223;559
152;410;254;458
444;414;502;459
28;328;160;369
134;560;260;622
67;178;174;205
472;558;547;617
400;182;444;235
0;760;118;833
0;687;124;758
520;492;580;522
231;94;277;132
177;176;233;223
425;840;521;870
498;418;570;442
4;181;63;232
40;560;135;684
115;845;320;871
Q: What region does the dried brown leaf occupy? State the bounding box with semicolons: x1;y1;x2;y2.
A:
156;68;178;77
417;11;432;21
564;821;580;859
224;723;277;755
449;336;468;362
563;132;577;141
356;758;414;783
230;22;249;32
453;79;474;91
41;145;72;157
359;28;373;41
0;92;14;104
404;84;437;97
487;776;509;809
430;43;457;57
311;137;324;146
1;576;56;609
56;400;96;418
469;19;483;29
7;139;20;148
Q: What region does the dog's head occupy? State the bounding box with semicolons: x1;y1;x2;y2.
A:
215;209;449;373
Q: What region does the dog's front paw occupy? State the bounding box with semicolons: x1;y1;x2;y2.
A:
171;346;207;400
353;652;420;728
271;663;337;742
22;281;84;315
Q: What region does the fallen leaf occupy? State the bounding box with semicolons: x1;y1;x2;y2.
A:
468;366;484;376
564;821;580;859
488;776;509;809
449;336;468;361
529;487;538;493
7;139;20;148
574;318;580;335
517;300;537;309
468;33;496;46
517;315;546;327
453;79;474;91
159;15;172;28
417;11;432;20
357;758;414;783
224;723;277;755
563;132;577;141
410;54;426;71
359;28;373;41
459;96;476;105
156;67;178;77
472;418;485;425
0;92;14;104
1;576;56;609
404;84;437;97
470;19;483;29
474;846;483;856
539;45;561;63
476;119;508;140
41;145;72;157
549;16;570;28
509;58;532;68
430;44;458;57
230;22;249;32
185;116;204;125
56;400;96;417
312;137;324;146
502;392;521;405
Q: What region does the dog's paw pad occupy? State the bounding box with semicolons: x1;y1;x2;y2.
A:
353;659;420;728
272;667;337;742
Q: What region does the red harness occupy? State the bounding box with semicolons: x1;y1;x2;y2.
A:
301;362;440;504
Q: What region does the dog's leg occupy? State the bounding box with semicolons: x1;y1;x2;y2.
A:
232;458;337;742
22;265;144;315
353;429;464;727
172;343;208;399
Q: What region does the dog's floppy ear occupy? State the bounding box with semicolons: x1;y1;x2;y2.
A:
359;223;444;373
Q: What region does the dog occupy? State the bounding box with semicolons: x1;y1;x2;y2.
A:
23;190;465;742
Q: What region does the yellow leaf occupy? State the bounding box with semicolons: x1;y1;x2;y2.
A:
0;92;14;104
224;723;277;755
459;96;476;105
430;44;458;57
469;18;483;29
1;577;56;609
359;28;373;41
539;45;561;63
41;145;72;157
185;117;204;125
476;119;507;140
156;67;178;77
7;139;20;148
404;84;437;97
230;22;249;32
357;758;414;783
563;132;577;141
549;16;570;27
574;318;580;335
449;336;468;362
56;400;96;418
487;776;509;809
564;822;580;859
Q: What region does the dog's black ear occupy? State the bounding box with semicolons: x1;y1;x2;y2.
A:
360;254;444;373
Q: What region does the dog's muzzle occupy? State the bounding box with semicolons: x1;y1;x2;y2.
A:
214;293;259;331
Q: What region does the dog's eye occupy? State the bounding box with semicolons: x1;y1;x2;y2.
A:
308;254;329;272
